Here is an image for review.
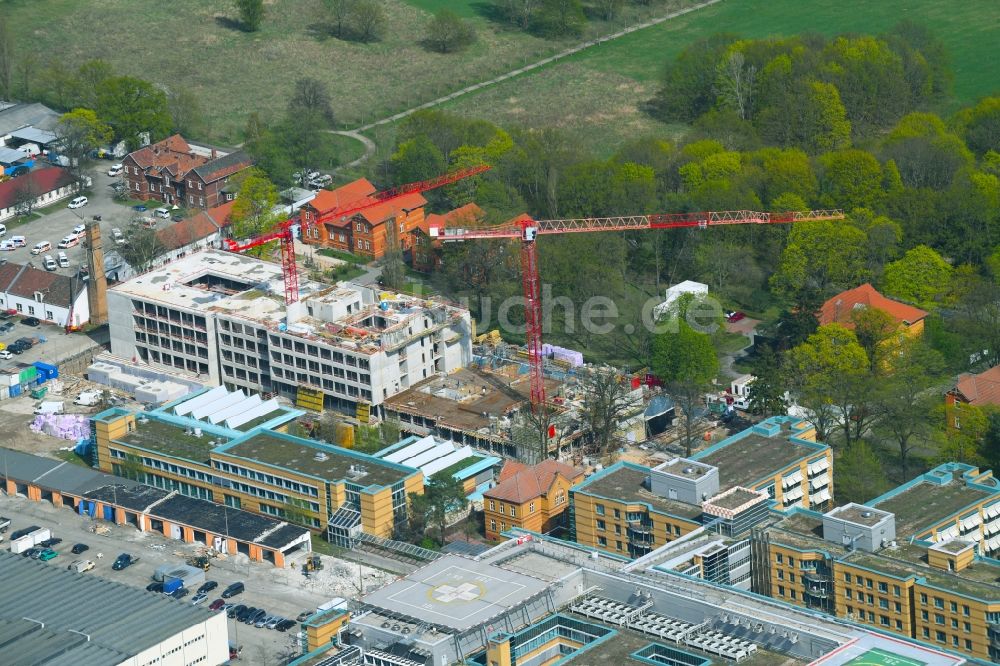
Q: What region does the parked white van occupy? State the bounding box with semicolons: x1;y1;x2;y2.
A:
154;207;171;219
31;241;51;255
68;196;88;209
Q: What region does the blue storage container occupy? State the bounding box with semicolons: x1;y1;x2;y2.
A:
32;362;58;380
163;578;183;594
9;384;21;398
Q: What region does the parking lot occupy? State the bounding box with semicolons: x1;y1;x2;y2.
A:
2;163;183;279
0;493;395;664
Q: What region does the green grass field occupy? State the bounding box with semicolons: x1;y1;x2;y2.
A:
436;0;999;155
402;0;483;18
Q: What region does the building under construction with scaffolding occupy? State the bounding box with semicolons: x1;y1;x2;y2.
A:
106;249;474;415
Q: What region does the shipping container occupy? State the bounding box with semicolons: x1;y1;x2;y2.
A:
32;362;58;380
10;535;37;554
26;527;50;545
9;384;20;398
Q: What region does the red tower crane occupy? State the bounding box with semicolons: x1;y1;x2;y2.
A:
223;165;490;304
434;209;846;409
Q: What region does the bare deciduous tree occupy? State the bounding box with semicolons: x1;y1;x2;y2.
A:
716;51;758;120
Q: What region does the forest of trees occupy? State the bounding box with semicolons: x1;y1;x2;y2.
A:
372;23;1000;483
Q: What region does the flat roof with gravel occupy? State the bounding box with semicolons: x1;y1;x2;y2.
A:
574;465;704;520
695;433;819;491
873;480;992;537
220;430;415;489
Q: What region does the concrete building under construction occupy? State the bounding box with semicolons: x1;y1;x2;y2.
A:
105;249;473;414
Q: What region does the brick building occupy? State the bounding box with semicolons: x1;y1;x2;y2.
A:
411;202;483;272
122;135;252;209
300;178;427;260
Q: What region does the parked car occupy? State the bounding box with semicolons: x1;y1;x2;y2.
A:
10;236;26;248
67;196;88;209
58;236;78;249
237;606;256;622
112;553;137;570
248;609;268;625
0;350;12;360
146;582;164;593
0;241;15;252
0;321;14;333
191;592;208;605
71;543;89;554
9;343;23;355
38;549;58;561
221;581;245;598
296;611;313;622
228;604;247;619
29;548;43;559
68;559;95;573
72;224;87;237
154;207;170;219
22;547;39;558
0;311;12;320
171;587;190;600
276;619;297;632
209;599;226;611
107;164;124;177
111;228;125;244
265;616;282;630
38;537;62;547
725;310;746;323
15;337;34;348
43;255;56;271
21;317;40;327
30;241;51;255
132;204;147;212
0;223;5;237
57;252;69;268
255;614;273;628
171;214;184;222
197;581;218;594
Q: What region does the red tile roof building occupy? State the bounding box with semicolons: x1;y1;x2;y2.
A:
300;178;427;260
817;283;928;333
0;261;88;327
122;135;252;210
0;167;77;223
482;460;584;540
411;203;483;272
948;366;1000;410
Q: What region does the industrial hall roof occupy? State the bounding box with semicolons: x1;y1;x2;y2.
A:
0;551;217;666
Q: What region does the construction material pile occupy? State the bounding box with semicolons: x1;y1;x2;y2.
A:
542;343;584;367
30;414;91;440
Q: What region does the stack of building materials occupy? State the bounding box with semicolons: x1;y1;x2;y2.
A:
29;414;91;440
541;344;584;367
86;354;201;404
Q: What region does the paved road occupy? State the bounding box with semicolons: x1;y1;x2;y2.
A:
3;165;143;277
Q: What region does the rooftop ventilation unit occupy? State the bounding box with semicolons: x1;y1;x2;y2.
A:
314;452;329;462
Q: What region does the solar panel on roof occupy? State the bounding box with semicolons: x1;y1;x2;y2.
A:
382;435;438;464
191;389;246;420
173;385;227;416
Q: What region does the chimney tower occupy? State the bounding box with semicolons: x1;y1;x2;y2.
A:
85;221;108;325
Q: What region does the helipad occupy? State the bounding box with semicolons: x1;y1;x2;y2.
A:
809;633;965;666
360;554;549;632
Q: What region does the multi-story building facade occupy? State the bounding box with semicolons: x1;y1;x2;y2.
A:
92;388;424;544
570;417;832;559
759;462;1000;663
122;135;252;209
106;249;473;414
483;459;584;540
691;416;833;512
300;178;427;260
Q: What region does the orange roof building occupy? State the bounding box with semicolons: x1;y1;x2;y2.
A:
411;203;483;272
948;366;1000;410
300;178;427;260
818;284;928;335
483;459;584;540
